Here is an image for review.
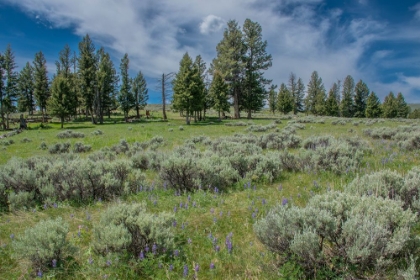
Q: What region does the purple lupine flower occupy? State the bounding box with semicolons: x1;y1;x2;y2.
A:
282;198;288;206
181;223;185;230
188;195;191;201
187;238;192;244
219;211;223;217
145;245;149;253
174;206;177;213
252;212;256;219
208;232;213;239
88;257;94;264
215;245;220;252
225;235;233;253
210;263;215;269
213;217;217;223
9;234;14;240
153;200;157;206
212;237;218;246
180;202;183;208
106;260;111;266
262;199;267;205
194;264;199;273
183;265;189;277
52;259;57;268
43;204;48;209
152;243;157;255
37;270;43;278
139;250;145;260
169;264;174;271
174;249;179;257
184;203;188;210
53;203;58;208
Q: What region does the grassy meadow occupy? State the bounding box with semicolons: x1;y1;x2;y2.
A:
0;108;419;279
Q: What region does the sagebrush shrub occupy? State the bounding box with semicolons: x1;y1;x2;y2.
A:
20;137;32;143
111;139;130;154
56;130;85;139
93;203;175;257
73;142;92;153
91;129;104;135
254;191;418;278
13;217;75;272
48;142;71;154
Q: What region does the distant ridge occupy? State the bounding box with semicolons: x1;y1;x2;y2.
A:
409;104;420;110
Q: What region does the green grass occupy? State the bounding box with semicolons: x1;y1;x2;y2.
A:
0;110;419;279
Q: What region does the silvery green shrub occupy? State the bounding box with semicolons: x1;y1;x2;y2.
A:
48;142;71;154
347;168;420;213
255;191;418;278
260;132;301;150
93;203;175;257
160;154;197;191
13;217;75;272
73;142;92;153
56;130;85;139
111;139;130;154
196;154;240;188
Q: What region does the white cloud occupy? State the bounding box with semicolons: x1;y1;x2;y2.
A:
5;0;420;102
411;3;420;20
200;15;225;34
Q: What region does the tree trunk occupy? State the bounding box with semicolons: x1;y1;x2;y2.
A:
136;105;140;119
61;116;64;129
186;111;190;125
233;87;240;119
247;109;252;119
218;110;221;121
6;113;9;129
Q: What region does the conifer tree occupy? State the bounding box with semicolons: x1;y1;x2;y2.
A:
96;48;118;123
48;75;76;128
242;19;272;119
395;92;409;118
277;83;293;115
288;73;304;114
382;92;397;118
305;71;325;115
325;84;340;116
365;91;382;118
296;77;305;113
78;34;97;123
340;75;355;117
131;71;148;119
354;79;369;118
118;53;134;122
17;62;35;115
0;53;5;130
56;45;78;117
211;20;245;119
33;51;49;123
193;55;206;121
210;71;230;120
3;45;18;129
267;84;277;114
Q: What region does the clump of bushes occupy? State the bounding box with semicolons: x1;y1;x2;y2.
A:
20;137;32;143
111;139;130;154
93;203;175;257
224;121;248;126
56;130;85;139
255;191;418;279
13;217;75;273
0;139;14;146
91;129;103;135
179;125;184;131
48;142;71;154
347;167;420;213
73;142;92;153
39;141;48;150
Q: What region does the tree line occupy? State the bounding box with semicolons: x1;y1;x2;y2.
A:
0;35;148;129
172;19;413;123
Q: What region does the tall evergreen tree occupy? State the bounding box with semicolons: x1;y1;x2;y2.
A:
3;45;18;129
211;20;245;119
242;19;272;119
277;83;293;115
56;45;78;117
288;73;304;115
78;34;97;123
325;84;340;116
33;51;49;123
48;75;76;128
17;62;35;115
118;54;135;122
305;71;325;115
382;92;397;118
210;70;230;120
365;91;382;118
340;75;355;117
131;71;148;119
395;92;410;118
0;53;5;130
267;84;277;114
96;48;118;123
354;79;369;118
172;53;200;125
296;77;305;113
193;55;207;121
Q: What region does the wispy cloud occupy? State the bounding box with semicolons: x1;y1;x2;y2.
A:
411;2;420;20
5;0;420;102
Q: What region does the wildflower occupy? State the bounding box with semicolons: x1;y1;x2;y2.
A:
37;270;43;278
52;259;57;268
174;249;179;257
139;250;145;260
88;257;94;264
106;260;111;266
210;262;215;269
9;233;14;240
145;245;149;253
183;265;189;277
188;238;192;244
169;264;174;271
194;264;199;273
152;243;157;255
282;198;288;206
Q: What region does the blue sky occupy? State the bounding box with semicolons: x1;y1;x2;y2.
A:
1;0;420;103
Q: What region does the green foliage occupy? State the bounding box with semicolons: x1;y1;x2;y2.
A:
93;203;175;257
324;83;340;116
267;84;277;114
255;191;418;279
48;142;71;154
132;70;148;118
17;62;35;114
353;79;369;117
409;108;420;119
33;51;50;121
305;71;325;115
365;91;382;118
277;83;293;115
382;92;398;118
340;75;355;117
210;70;230;119
396;92;410;118
48;74;77;128
12;217;75;272
288;73;305;115
118;54;135;121
73;142;92;153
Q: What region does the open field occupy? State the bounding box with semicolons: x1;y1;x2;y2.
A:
0;109;419;279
